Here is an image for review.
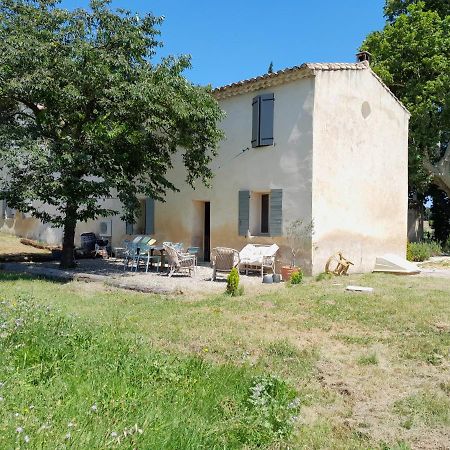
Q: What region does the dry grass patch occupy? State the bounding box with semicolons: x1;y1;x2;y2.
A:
0;232;51;259
418;257;450;269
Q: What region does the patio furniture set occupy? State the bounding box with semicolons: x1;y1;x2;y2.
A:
120;236;279;280
121;235;199;276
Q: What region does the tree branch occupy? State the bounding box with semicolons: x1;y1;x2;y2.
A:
15;98;41;117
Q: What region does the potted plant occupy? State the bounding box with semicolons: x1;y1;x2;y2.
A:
281;219;314;281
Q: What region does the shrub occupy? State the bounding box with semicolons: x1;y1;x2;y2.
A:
286;219;314;267
289;270;303;285
315;272;333;282
426;240;443;257
406;241;442;262
226;267;243;296
443;236;450;254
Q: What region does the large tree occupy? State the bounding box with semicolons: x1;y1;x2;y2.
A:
384;0;450;21
0;0;224;268
361;2;450;197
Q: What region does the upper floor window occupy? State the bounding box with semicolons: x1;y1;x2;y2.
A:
251;93;275;148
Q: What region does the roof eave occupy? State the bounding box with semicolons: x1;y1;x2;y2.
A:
212;64;315;100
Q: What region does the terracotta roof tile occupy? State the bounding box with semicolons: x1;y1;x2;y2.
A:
212;62;369;95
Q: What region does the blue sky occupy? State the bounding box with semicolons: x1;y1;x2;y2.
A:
60;0;386;88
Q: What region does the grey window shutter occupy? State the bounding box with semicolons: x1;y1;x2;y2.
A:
251;96;260;148
125;221;133;235
145;197;155;234
269;189;282;236
238;190;250;236
0;199;5;219
260;93;274;146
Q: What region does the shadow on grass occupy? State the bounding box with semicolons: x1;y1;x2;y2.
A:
0;253;54;263
0;271;68;284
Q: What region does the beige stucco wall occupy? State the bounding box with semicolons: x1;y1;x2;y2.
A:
0;199;128;248
154;76;316;271
311;69;409;274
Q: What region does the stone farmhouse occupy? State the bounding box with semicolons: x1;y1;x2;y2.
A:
1;55;410;274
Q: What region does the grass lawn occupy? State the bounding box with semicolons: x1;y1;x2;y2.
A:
0;271;449;449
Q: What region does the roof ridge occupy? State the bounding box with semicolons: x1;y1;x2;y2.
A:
212;61;369;94
212;60;409;115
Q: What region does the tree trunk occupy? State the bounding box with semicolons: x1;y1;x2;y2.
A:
60;204;77;269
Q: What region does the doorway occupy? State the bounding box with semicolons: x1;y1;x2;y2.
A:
204;202;211;262
192;200;211;262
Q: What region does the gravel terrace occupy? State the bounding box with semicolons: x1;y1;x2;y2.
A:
1;257;280;295
2;256;450;295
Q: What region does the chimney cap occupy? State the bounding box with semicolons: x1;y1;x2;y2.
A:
356;51;372;64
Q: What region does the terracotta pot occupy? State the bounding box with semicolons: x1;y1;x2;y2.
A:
281;266;300;281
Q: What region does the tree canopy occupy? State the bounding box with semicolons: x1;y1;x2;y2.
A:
0;0;224;267
384;0;450;21
362;2;450;197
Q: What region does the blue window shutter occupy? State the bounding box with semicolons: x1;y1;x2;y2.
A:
269;189;282;236
251;96;260;148
145;197;155;234
238;190;250;236
260;93;274;146
125;221;134;235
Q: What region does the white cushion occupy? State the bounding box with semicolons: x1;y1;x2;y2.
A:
240;256;263;265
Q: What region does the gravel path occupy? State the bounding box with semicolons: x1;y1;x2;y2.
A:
417;256;450;279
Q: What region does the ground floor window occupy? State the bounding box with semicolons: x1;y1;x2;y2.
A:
249;192;271;236
239;189;282;237
125;198;154;235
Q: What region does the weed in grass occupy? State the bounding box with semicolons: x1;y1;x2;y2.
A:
333;334;375;346
393;392;450;428
315;272;334;282
265;340;299;358
439;381;450;395
357;353;378;366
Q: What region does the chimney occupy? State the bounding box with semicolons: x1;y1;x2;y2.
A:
356;51;372;64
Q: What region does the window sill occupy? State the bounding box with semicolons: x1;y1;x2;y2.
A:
253;144;274;149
